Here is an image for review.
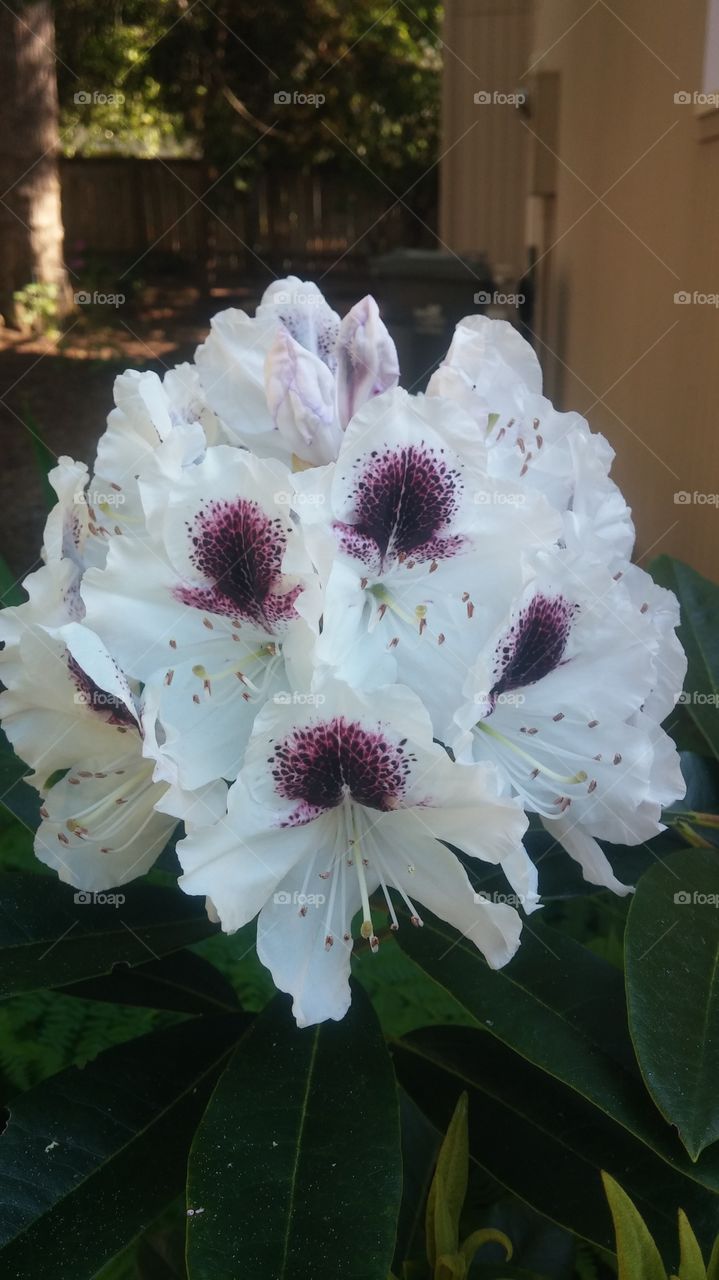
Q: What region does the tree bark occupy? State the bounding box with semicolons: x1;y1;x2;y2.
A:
0;1;69;327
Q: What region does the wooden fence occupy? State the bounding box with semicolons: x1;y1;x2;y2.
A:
59;158;435;280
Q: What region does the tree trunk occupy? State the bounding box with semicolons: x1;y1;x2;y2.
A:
0;1;69;327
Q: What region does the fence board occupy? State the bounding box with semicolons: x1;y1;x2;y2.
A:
59;158;434;278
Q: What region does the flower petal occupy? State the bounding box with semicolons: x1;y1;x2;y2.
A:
335;295;399;429
264;327;342;465
35;751;174;891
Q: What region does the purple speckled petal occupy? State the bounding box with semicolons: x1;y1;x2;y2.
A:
173;497;300;630
334;443;464;570
491;594;576;699
270;716;415;824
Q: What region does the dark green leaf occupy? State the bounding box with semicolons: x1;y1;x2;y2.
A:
395;909;719;1196
394;1027;719;1258
186;984;401;1280
0;1015;246;1278
626;847;719;1160
649;557;719;759
0;873;218;998
58;948;240;1014
0;729;41;832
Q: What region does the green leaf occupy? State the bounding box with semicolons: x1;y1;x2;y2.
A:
426;1092;468;1266
0;729;41;832
602;1173;667;1280
0;873;218;998
186;984;401;1280
677;1209;708;1279
625;848;719;1160
649;557;719;759
393;1027;719;1258
396;913;688;1157
58;948;240;1014
0;1015;246;1278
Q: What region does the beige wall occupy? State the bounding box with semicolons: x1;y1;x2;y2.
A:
439;0;533;279
530;0;719;578
442;0;719;578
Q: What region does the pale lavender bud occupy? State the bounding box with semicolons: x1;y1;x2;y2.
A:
335;296;399;430
264;326;343;465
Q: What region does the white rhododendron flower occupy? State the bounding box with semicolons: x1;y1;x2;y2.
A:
294;387;561;739
82;441;320;790
0;284;687;1026
452;548;686;893
0;611;178;890
196;277;399;464
428;315;635;560
177;679;530;1026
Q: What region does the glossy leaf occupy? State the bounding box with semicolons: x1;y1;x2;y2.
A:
58;947;240;1014
650;557;719;758
393;1026;719;1258
0;1015;246;1278
186;984;401;1280
0;873;218;998
602;1173;667;1280
395;912;704;1170
626;848;719;1160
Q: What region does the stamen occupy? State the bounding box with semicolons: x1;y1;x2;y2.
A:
350;806;376;948
475;720;588;785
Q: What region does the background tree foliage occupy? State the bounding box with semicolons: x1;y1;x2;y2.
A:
54;0;442;195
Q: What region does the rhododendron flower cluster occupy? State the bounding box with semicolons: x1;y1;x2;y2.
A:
0;278;686;1027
